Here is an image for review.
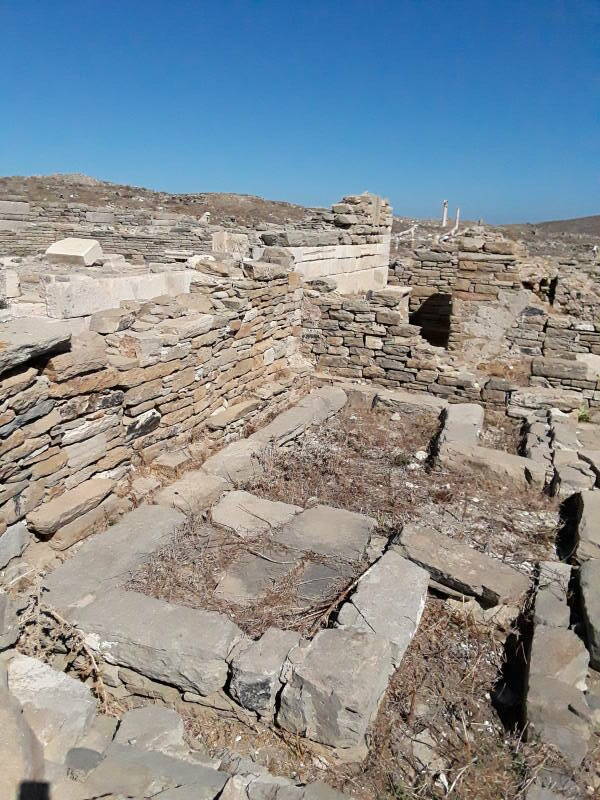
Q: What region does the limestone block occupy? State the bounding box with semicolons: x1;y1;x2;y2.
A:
580;558;600;669
211;491;301;538
529;626;589;691
437;402;484;450
0;268;19;298
8;653;97;763
212;231;250;257
45;237;103;265
0;199;30;216
85;211;115;224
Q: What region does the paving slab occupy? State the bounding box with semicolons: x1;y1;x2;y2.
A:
211;490;302;538
114;706;188;759
580;558;600;669
250;387;347;446
396;524;530;606
155;470;230;514
337;550;428;665
273;504;375;562
574;490;600;561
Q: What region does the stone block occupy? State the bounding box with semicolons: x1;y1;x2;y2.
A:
211;490;301;538
45;237;103;265
26;477;114;536
278;627;394;748
155;471;230;514
0;317;71;377
580;558;600;669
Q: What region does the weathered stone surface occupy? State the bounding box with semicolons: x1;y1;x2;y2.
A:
202;439;265;484
573;490;600;561
278;627;394;748
45;237;103;265
83;743;227;798
43;504;185;610
215;545;294;605
274;504;375;561
580;558;600;669
0;521;29;569
75;589;242;696
397;524;530;605
8;653;96;763
251;387;347;446
0;591;24;649
526;675;592;767
207;399;260;429
27;477;114;536
529;626;589;691
337;550;428;665
230;627;301;720
437;403;483;450
211;491;301;538
155;470;230;514
439;443;546;489
115;706;188;759
534;561;571;628
0;678;44;798
0;317;71;376
49;493;132;551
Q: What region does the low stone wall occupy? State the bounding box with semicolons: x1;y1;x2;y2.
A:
0;264;304;540
509;307;600;358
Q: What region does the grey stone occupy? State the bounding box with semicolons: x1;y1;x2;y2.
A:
211;490;302;538
114;705;187;759
230;627;301;720
250;387;347;446
8;653;97;763
67;588;243;696
580;558;600;670
0;521;29;570
574;490;600;561
534;561;571;628
0;317;71;376
155;470;230;514
43;504;185;611
526;675;591;767
202;438;265;484
529;626;589;691
65;746;105;777
274;504;375;562
0;679;45;799
437;402;484;450
0;591;26;650
83;742;228;798
397;524;530;606
337;550;428;666
278;627;394;748
215;545;294;605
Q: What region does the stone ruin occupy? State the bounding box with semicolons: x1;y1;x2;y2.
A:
0;188;599;799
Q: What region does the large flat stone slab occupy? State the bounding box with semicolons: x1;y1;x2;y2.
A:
439;443;546;490
27;477;114;536
250;387;347;446
396;524;530;606
0;317;71;376
273;504;375;562
45;237;103;265
437;403;484;450
155;471;230;515
278;627;394;748
337;550;428;665
210;490;302;538
71;588;243;696
43;504;185;610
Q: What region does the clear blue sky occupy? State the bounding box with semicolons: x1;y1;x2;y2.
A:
2;1;599;223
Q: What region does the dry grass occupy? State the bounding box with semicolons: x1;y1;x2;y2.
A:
245;405;559;570
128;515;364;640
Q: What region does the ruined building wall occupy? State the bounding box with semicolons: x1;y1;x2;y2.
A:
0;264;304;544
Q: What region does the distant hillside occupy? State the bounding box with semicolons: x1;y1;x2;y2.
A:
505;215;600;237
0;173;315;227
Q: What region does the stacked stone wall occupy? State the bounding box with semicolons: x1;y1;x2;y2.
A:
0;265;304;541
509;309;600;358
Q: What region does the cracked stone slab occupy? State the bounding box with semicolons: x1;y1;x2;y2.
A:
278;627;394;748
211;490;302;538
337;550;428;666
250;386;347;446
396;524;530;606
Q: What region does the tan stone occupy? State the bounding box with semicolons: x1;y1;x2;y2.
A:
31;451;68;479
118;360;182;388
49;494;131;550
49;368;120;399
27;478;114;535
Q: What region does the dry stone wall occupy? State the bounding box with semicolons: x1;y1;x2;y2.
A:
0;264;304;543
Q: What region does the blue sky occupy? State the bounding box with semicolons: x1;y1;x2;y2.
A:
1;1;599;223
